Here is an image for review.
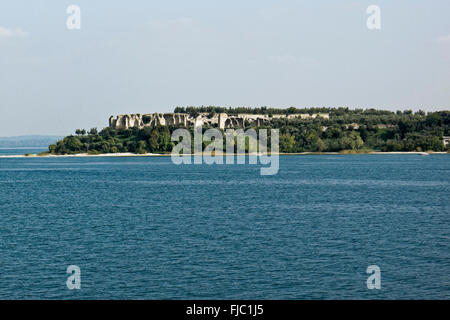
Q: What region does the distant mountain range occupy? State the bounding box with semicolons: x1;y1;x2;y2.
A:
0;136;62;148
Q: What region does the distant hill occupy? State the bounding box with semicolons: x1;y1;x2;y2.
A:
0;136;63;148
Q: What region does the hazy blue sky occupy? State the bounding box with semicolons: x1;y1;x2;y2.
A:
0;0;449;136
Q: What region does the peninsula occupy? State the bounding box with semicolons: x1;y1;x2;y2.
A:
45;107;449;155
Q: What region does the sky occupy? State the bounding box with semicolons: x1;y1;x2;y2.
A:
0;0;449;136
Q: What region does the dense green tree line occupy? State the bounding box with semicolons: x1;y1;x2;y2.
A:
49;108;450;154
50;126;175;155
267;110;449;152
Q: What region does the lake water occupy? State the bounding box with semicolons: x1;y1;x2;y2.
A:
0;155;449;299
0;147;48;156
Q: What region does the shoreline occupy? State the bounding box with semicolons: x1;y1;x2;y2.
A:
0;151;448;158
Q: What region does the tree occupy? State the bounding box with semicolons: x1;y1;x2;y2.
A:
136;141;147;154
148;130;160;152
48;144;56;154
279;133;297;153
64;136;83;152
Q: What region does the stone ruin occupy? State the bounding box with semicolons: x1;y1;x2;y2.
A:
109;112;330;130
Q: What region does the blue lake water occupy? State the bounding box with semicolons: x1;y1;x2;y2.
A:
0;147;48;156
0;155;449;299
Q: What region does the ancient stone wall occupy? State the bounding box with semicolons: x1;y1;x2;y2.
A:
109;112;330;130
